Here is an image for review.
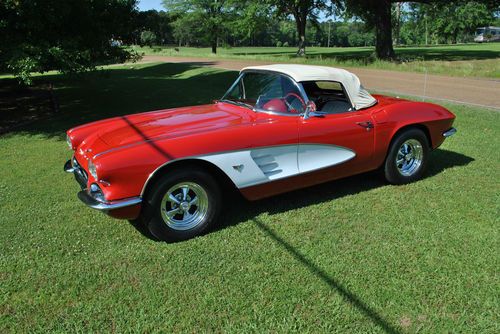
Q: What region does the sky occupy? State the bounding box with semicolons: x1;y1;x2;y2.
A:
137;0;163;12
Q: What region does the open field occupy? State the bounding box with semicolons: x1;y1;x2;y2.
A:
131;43;500;78
1;63;499;332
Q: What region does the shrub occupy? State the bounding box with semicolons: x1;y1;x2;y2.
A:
276;41;283;47
1;0;138;85
140;31;157;47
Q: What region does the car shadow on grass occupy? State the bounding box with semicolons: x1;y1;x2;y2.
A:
227;149;472;334
220;148;473;225
128;148;473;333
130;148;473;242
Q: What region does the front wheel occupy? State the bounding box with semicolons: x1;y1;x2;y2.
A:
141;167;222;242
384;128;429;184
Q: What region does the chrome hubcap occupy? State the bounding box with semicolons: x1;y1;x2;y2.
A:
160;182;209;231
396;139;423;176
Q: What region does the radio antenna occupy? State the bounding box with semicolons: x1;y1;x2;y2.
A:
422;54;428;102
423;69;428;102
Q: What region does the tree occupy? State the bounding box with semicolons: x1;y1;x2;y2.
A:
228;1;271;46
133;10;175;45
171;13;202;47
140;31;157;47
419;1;495;44
399;1;497;45
267;0;335;56
343;0;500;58
163;0;229;54
0;0;139;84
341;0;462;59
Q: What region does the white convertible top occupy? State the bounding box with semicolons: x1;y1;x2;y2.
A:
241;64;377;110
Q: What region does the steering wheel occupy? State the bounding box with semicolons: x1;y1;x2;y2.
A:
283;92;306;113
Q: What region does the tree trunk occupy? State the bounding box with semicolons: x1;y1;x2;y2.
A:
393;3;401;45
295;14;306;57
374;0;395;59
211;37;217;54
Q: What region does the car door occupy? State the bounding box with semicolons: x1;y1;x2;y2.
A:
298;108;375;177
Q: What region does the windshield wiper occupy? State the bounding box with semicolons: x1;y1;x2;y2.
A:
220;99;254;111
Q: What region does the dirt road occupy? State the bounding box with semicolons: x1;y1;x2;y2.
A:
143;55;500;110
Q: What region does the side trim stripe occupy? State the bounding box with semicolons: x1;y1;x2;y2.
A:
140;143;356;196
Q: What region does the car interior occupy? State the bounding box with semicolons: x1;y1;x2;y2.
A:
302;81;353;114
253;74;307;114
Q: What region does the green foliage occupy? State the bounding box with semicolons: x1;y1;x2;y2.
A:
341;0;499;58
171;11;206;47
163;0;230;53
403;1;496;45
319;21;375;47
6;56;38;86
133;10;175;45
140;30;158;47
0;0;140;85
265;0;335;55
227;1;271;46
159;0;498;54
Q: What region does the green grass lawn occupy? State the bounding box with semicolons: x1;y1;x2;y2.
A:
132;43;500;78
1;63;499;332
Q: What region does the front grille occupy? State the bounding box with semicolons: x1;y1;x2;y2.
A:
72;157;88;190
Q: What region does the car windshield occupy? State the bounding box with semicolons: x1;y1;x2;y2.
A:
221;72;307;115
476;28;485;35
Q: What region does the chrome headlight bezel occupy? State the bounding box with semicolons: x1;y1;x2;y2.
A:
89;183;105;202
66;134;72;149
88;159;98;179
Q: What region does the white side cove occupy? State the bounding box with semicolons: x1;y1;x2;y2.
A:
198;144;356;189
298;144;355;173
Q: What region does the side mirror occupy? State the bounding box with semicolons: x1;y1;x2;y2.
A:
303;101;325;119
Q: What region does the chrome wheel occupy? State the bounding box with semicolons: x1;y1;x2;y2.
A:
396;139;423;176
160;182;209;231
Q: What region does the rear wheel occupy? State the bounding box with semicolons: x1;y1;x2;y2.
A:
384;128;429;184
141;167;222;242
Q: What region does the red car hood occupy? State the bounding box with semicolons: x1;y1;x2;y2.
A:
95;103;252;148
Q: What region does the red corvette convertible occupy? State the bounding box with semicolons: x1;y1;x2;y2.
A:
64;64;456;241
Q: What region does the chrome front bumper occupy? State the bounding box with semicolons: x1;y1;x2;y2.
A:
443;127;457;137
64;159;142;212
64;158;88;190
77;191;142;211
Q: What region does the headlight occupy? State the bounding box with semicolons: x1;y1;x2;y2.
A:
66;134;72;149
89;183;105;202
88;159;98;179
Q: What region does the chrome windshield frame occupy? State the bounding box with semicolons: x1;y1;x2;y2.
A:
221;73;244;100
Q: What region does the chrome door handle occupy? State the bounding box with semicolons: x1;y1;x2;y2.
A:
357;121;374;130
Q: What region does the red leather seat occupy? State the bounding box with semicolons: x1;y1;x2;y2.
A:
262;98;288;113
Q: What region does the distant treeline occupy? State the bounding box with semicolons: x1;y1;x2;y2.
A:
134;17;377;48
132;2;498;49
